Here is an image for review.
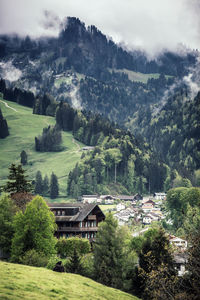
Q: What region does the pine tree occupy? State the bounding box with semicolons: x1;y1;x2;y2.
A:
0;107;9;138
67;248;83;274
50;172;59;199
20;150;28;165
43;175;49;196
4;163;32;194
34;171;43;195
137;228;177;299
93;213;124;289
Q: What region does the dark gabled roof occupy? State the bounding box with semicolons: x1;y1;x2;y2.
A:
47;203;105;221
113;195;135;200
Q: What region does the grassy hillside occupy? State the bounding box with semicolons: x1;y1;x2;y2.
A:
0;99;84;199
108;68;173;83
0;261;139;300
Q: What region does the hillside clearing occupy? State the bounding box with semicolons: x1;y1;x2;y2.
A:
0;261;139;300
0;99;84;198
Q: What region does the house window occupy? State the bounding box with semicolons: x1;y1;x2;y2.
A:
80;222;83;228
94;220;96;227
62;210;65;216
57;210;61;216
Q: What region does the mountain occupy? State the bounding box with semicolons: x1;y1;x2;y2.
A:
0;16;199;182
134;90;200;175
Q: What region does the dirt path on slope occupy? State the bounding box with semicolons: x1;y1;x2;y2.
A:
0;100;18;112
72;137;81;151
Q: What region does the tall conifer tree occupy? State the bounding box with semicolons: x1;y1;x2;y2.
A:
50;172;59;199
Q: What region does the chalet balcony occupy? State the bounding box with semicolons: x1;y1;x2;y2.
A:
87;215;97;220
57;226;98;232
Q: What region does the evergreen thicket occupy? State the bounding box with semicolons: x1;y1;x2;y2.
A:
34;171;43;195
3;163;32;194
35;125;62;152
94;213;128;289
20;150;27;165
0;107;9;138
50;172;59;199
0;80;35;108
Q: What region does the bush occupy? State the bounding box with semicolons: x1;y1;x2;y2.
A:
20;249;48;267
56;237;91;258
46;255;68;271
81;253;95;279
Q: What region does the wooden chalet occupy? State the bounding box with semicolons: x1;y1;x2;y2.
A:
48;203;105;241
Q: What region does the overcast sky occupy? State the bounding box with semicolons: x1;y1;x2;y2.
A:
0;0;200;56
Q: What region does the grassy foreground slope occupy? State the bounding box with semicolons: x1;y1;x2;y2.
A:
0;99;84;198
0;262;139;300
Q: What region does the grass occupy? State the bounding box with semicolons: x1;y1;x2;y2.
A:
99;204;117;213
0;99;84;199
0;261;139;300
108;68;172;84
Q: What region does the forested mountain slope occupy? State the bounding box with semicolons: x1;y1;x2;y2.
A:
131;90;200;178
0;16;199;183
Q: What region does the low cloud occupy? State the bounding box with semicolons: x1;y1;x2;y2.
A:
0;61;22;82
0;0;200;55
41;10;61;31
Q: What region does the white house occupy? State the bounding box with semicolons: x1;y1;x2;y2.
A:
82;195;99;203
116;203;126;211
154;193;166;200
174;253;188;276
169;236;188;250
141;200;156;213
143;215;153;224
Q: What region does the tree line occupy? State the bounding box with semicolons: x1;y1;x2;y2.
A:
34;170;59;199
0;106;9;138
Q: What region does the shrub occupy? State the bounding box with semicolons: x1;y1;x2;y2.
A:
46;255;68;271
56;237;91;258
81;253;95;279
20;249;48;267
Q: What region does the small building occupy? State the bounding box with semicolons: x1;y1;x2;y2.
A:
100;195;115;204
143;215;153;224
143;212;160;224
169;235;188;250
48;203;105;241
154;193;167;200
116;203;126;211
81;195;99;203
114;195;140;202
173;253;188;276
81;146;95;151
141;200;156;212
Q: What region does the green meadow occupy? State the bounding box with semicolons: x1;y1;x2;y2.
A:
109;68;172;84
0;261;139;300
0;99;84;199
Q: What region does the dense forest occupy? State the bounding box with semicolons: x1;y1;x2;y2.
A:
0;17;199;195
134;90;200;177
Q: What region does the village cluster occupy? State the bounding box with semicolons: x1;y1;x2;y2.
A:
79;192;188;276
